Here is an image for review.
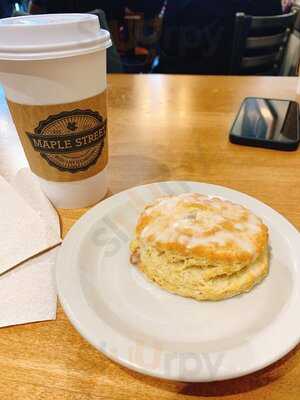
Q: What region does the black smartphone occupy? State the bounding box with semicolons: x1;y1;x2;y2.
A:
229;97;300;151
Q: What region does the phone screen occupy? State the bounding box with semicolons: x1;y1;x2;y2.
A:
231;98;299;145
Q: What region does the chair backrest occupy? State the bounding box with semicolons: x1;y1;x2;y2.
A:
280;29;300;75
230;10;298;75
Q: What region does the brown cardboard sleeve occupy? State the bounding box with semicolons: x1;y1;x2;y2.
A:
8;91;108;182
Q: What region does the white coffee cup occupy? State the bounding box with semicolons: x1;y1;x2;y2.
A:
0;14;112;208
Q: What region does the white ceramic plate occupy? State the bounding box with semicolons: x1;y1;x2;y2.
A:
56;181;300;382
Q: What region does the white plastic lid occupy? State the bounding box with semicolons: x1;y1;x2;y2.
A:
0;13;112;60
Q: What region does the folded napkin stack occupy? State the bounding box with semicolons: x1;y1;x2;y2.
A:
0;169;61;328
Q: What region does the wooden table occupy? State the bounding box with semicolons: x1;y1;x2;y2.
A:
0;75;299;399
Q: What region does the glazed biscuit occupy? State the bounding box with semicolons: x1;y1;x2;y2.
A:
130;193;269;301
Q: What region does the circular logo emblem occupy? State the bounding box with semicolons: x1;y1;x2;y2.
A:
27;109;106;173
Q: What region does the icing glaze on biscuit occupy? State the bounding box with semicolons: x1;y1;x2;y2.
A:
137;193;267;262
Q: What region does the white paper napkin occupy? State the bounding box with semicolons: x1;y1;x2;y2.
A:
0;170;61;328
0;174;60;274
0;248;58;328
11;168;60;245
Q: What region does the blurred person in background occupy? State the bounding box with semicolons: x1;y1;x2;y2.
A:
0;0;13;18
28;0;126;21
156;0;283;74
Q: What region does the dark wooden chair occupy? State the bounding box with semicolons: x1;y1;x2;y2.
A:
281;8;300;75
230;10;298;75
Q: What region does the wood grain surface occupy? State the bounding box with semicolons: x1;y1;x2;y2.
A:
1;75;300;399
